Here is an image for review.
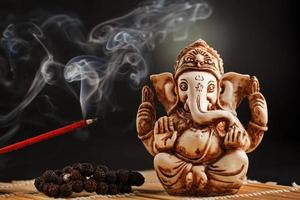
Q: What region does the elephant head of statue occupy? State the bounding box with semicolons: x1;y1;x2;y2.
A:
150;39;254;128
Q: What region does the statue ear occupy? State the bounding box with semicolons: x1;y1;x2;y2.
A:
218;72;250;115
150;72;178;114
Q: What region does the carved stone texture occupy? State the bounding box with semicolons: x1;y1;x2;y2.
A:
136;39;268;196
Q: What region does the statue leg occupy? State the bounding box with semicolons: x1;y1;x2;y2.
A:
206;149;249;195
154;152;194;195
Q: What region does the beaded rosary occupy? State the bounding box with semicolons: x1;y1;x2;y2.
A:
34;162;144;198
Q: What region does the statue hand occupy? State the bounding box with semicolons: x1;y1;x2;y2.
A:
245;76;268;127
136;86;156;136
248;93;268;127
224;125;249;150
154;116;177;151
246;76;260;95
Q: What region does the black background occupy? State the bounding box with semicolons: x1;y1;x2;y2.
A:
0;0;299;185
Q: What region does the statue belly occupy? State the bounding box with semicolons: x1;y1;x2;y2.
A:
175;128;223;164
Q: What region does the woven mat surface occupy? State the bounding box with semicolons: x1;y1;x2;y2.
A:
0;170;299;200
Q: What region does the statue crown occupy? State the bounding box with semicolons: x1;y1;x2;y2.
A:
174;39;224;80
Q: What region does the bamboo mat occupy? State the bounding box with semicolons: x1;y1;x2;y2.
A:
0;170;299;200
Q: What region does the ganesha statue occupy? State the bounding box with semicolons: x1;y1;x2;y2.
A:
136;39;268;196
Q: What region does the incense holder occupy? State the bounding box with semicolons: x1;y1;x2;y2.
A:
136;39;268;196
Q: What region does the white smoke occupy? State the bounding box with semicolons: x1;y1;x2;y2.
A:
64;0;212;117
0;26;60;126
0;0;212;137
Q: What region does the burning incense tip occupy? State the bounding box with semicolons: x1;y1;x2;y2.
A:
0;119;97;155
85;118;97;125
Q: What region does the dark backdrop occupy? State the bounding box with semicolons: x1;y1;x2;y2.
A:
0;0;299;185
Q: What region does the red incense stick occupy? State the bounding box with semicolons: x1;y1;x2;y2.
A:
0;119;97;155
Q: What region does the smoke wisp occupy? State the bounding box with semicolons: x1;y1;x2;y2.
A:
0;0;212;139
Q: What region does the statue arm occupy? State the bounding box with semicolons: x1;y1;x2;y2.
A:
245;92;268;153
136;86;178;155
240;76;268;153
223;76;268;152
136;86;157;156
